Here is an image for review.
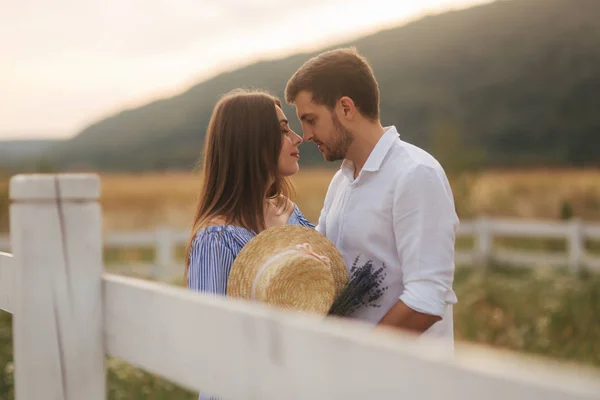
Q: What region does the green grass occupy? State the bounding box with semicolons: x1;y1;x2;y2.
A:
453;266;600;367
458;236;600;257
1;266;599;399
493;236;568;253
455;236;474;250
0;313;13;400
107;358;195;400
587;239;600;255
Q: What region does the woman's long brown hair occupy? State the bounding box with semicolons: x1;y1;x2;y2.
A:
184;89;294;280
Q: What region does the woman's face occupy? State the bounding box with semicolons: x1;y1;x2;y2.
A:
276;105;303;176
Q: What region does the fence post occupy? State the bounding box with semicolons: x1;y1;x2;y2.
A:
567;218;584;273
475;216;493;267
155;226;174;281
9;174;105;400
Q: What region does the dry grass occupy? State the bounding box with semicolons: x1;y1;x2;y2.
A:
1;168;599;235
97;168;338;233
99;171;204;232
461;169;600;220
97;168;600;233
1;168;600;398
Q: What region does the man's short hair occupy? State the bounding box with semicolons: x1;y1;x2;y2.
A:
285;47;380;120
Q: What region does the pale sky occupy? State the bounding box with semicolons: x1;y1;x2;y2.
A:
0;0;491;140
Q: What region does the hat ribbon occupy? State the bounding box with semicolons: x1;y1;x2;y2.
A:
251;243;332;300
295;243;331;265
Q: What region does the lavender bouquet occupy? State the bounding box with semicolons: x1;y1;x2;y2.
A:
327;255;387;317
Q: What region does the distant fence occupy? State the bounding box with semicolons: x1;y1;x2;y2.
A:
456;217;600;272
3;217;600;281
2;173;600;399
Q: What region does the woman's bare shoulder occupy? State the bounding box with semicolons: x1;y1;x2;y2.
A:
282;196;295;210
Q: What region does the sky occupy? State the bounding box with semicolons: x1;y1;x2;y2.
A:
0;0;492;140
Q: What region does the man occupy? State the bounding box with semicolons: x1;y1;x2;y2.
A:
285;47;459;345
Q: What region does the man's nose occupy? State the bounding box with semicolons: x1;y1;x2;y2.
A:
303;129;314;142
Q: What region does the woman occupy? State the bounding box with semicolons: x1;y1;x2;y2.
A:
185;88;314;296
185;88;313;399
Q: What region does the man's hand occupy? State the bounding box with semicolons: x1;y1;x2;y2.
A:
377;300;441;334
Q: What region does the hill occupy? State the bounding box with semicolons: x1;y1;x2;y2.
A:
0;139;62;171
36;0;600;172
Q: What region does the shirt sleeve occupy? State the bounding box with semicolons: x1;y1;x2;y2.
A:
393;165;459;317
187;231;236;296
293;207;316;229
315;206;327;235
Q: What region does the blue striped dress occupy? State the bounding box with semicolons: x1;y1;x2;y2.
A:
187;204;314;400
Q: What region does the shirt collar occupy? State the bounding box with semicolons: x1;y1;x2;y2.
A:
362;125;399;172
340;125;399;180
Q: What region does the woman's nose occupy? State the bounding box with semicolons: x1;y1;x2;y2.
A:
293;131;303;145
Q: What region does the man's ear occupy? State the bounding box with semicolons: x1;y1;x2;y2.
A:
338;96;357;120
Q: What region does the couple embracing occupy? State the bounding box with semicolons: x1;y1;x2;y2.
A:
185;48;458;349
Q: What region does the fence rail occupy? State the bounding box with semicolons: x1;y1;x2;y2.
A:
456;217;600;272
1;173;600;399
4;217;600;280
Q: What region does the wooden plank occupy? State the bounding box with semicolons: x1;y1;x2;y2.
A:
10;173;100;201
10;174;106;400
104;274;285;397
456;221;476;235
104;274;600;400
475;217;493;266
565;219;585;272
0;251;13;314
172;231;189;243
489;219;569;238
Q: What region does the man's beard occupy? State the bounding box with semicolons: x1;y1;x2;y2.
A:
322;113;353;162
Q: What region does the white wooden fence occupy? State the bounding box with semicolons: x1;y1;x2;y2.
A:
4;212;599;281
455;217;600;272
1;173;600;400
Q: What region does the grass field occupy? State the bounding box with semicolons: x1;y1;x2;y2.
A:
95;168;336;233
1;168;600;398
2;168;600;234
93;168;600;233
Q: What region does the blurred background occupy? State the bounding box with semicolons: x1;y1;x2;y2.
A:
1;0;599;398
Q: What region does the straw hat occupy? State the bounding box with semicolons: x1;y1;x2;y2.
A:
226;225;348;316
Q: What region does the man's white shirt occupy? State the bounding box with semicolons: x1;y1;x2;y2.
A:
316;125;459;345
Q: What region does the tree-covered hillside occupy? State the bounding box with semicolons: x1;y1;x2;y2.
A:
26;0;600;171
